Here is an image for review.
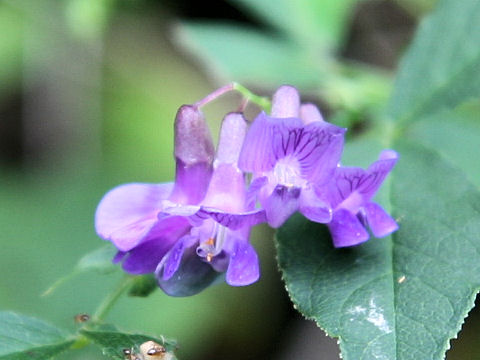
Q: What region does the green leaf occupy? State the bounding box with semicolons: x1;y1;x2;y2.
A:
277;139;480;359
387;0;480;123
81;328;177;359
0;312;74;360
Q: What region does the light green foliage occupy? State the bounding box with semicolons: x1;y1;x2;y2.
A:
277;0;480;359
76;245;117;274
0;312;74;360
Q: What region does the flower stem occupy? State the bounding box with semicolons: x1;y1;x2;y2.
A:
194;82;272;113
232;82;271;112
92;276;134;323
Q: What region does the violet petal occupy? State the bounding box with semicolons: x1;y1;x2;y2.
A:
121;239;173;274
201;163;246;212
198;207;266;230
246;176;268;210
238;112;302;173
295;121;345;185
161;235;197;281
117;216;191;274
328;209;369;248
329;167;365;207
169;162;212;205
156;242;223;297
264;185;301;228
358;150;399;200
299;186;332;223
226;239;260;286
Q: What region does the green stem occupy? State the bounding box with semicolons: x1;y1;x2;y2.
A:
93;276;134;323
70;276;134;350
233;82;271;112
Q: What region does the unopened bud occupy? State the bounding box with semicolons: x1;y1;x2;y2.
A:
216;112;247;165
174;105;214;166
271;85;300;118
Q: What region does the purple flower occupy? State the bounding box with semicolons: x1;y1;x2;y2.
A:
156;112;265;295
238;85;346;227
326;150;399;247
95;105;265;296
95;105;214;275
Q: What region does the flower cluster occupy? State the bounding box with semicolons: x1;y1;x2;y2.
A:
95;85;398;296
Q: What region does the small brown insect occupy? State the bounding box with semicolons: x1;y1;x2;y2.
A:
140;341;167;358
74;313;90;323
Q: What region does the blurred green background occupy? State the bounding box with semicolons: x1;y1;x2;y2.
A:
0;0;478;359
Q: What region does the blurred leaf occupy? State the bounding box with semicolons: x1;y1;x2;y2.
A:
231;0;358;49
178;20;391;112
81;328;177;359
42;245;117;296
65;0;115;40
395;0;438;17
127;274;157;298
0;3;24;90
0;311;74;360
76;244;117;273
387;0;480;123
277;140;480;359
177;23;322;87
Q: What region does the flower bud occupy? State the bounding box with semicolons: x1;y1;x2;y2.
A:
174;105;214;165
271;85;300;118
216;112;247;165
170;105;214;204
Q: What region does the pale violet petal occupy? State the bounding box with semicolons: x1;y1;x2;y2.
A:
300;103;325;124
364;202;399;238
95;183;173;251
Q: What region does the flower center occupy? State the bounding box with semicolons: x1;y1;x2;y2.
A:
271;156;306;188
